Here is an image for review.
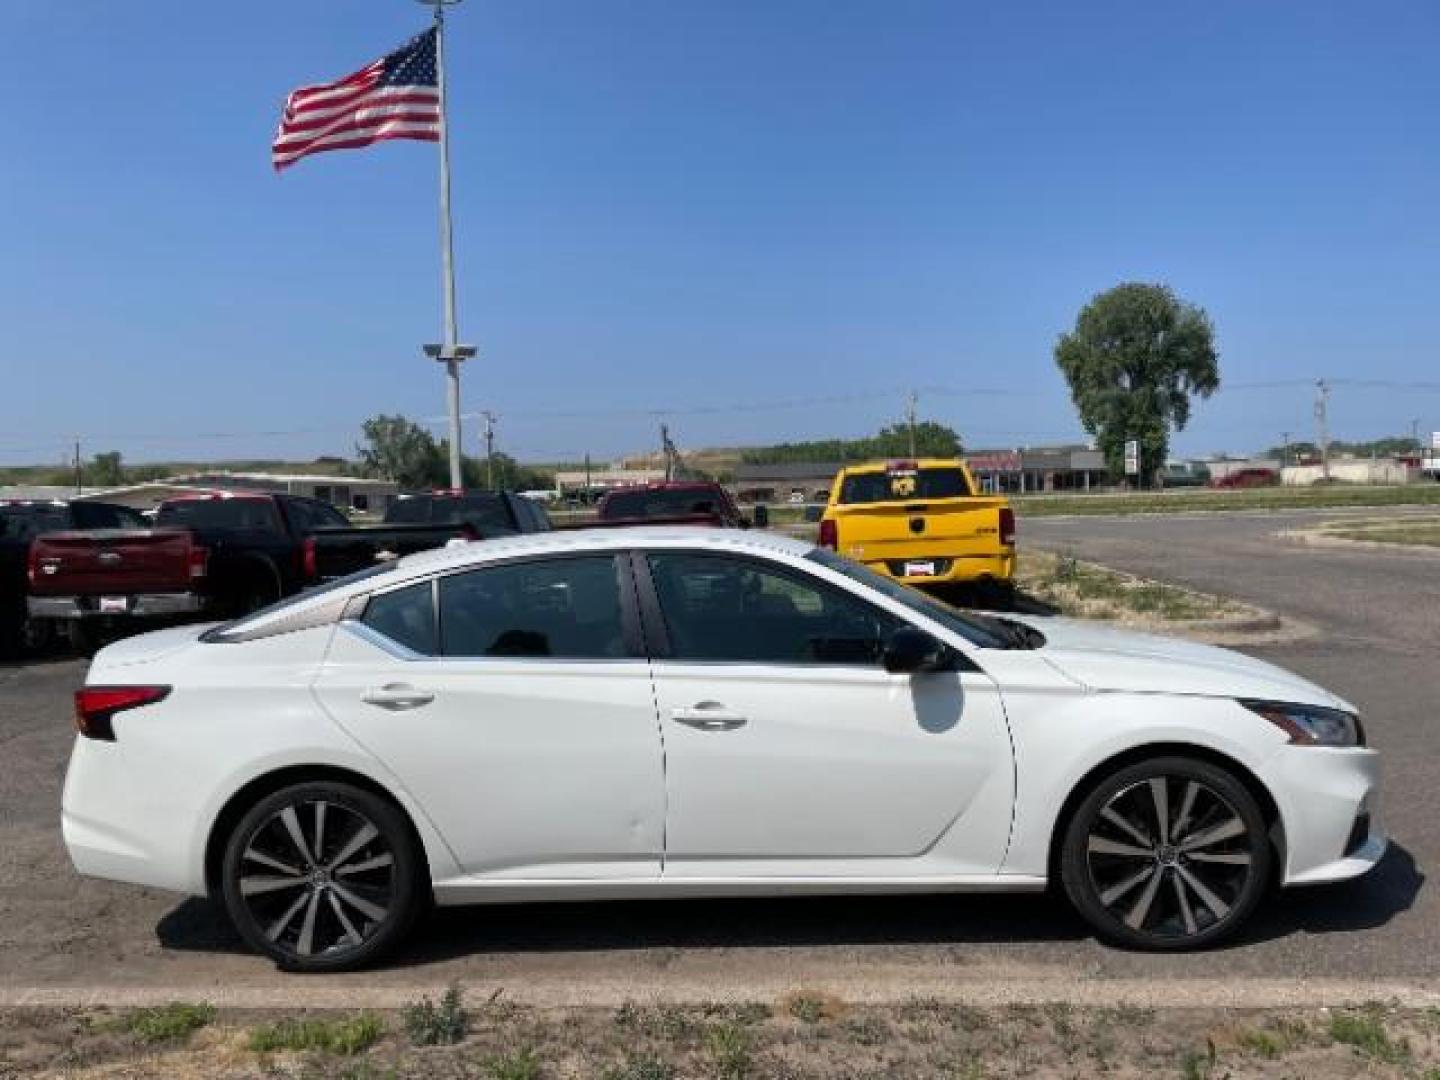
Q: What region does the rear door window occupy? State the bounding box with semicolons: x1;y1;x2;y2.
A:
437;556;627;659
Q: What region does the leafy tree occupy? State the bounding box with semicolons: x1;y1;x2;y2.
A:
89;451;125;487
356;415;445;489
1055;283;1219;485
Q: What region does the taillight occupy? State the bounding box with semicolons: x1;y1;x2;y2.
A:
188;544;209;580
999;507;1016;546
818;518;838;550
302;536;317;582
74;686;171;741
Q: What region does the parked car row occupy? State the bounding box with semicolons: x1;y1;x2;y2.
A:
9;490;553;656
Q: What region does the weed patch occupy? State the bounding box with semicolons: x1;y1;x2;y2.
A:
117;1002;216;1045
248;1013;384;1056
401;983;467;1047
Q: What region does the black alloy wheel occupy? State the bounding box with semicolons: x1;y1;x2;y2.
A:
221;781;423;972
1060;756;1272;950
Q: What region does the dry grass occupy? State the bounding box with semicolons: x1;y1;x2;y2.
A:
3;1000;1439;1078
1017;550;1248;624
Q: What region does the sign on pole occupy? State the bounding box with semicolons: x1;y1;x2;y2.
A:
1124;439;1140;477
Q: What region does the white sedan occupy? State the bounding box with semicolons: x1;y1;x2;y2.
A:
63;527;1384;971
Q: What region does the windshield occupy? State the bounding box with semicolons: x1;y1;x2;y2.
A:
806;547;1013;649
838;466;973;504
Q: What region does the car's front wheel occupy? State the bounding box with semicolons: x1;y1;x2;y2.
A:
220;781;424;972
1060;756;1272;950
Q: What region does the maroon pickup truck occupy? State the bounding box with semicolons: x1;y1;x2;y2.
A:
595;481;761;528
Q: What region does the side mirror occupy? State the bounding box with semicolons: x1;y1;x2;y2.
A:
751;504;770;528
882;626;953;674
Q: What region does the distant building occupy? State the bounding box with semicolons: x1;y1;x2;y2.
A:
965;446;1107;493
70;472;400;513
731;462;843;504
553;466;667;497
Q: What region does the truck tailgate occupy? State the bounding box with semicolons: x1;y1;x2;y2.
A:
831;498;1009;561
29;529;197;595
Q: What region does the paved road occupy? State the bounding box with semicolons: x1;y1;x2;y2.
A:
0;509;1433;1002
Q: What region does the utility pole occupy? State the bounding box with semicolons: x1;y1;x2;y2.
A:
1412;418;1422;454
481;410;497;489
1281;431;1291;466
906;389;919;458
1314;379;1331;482
73;439;82;495
583;452;592;504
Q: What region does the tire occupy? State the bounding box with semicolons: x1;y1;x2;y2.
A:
65;621;105;658
220;781;425;972
1059;755;1272;951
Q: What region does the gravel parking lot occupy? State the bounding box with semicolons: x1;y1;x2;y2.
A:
0;507;1433;1006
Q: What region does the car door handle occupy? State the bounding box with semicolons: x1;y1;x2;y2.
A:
361;684;435;711
671;703;747;731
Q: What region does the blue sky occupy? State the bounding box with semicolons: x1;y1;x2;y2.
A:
2;1;1437;466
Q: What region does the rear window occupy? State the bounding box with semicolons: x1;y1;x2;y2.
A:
433;495;517;534
0;506;69;539
156;498;283;532
69;502;146;529
838;467;973;504
600;488;724;519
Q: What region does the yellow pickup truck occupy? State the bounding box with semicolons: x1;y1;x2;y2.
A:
818;458;1015;593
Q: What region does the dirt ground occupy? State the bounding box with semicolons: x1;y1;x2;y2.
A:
2;998;1439;1079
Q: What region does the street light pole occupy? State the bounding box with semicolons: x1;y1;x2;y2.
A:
421;0;474;490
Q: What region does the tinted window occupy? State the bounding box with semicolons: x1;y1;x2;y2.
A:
601;488;726;520
438;556;626;659
362;581;436;655
647;553;901;665
806;547;1010;649
70;502;145;529
156;499;283;532
839;467;973;504
285;498;348;532
434;495;516;535
385;497;430;524
0;506;69;539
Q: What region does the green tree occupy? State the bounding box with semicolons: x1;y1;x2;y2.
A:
1055;283;1219;485
356;415;445;489
741;421;963;465
89;451;126;487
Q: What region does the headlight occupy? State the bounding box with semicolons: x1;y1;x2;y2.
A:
1240;699;1364;747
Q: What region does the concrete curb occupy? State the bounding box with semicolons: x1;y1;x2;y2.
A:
2;976;1438;1010
1280;529;1440;557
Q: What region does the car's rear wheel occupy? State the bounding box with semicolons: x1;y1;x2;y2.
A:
1060;756;1271;950
220;781;423;972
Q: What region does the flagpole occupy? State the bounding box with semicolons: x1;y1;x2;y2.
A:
426;0;469;490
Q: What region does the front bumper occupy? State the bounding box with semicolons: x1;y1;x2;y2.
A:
29;593;208;620
1259;744;1387;886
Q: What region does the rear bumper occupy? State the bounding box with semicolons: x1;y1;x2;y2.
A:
29;593;208;620
863;551;1016;585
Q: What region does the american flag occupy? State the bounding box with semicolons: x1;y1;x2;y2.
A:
273;28;442;172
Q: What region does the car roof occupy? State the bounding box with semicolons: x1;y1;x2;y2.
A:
395;525;812;575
